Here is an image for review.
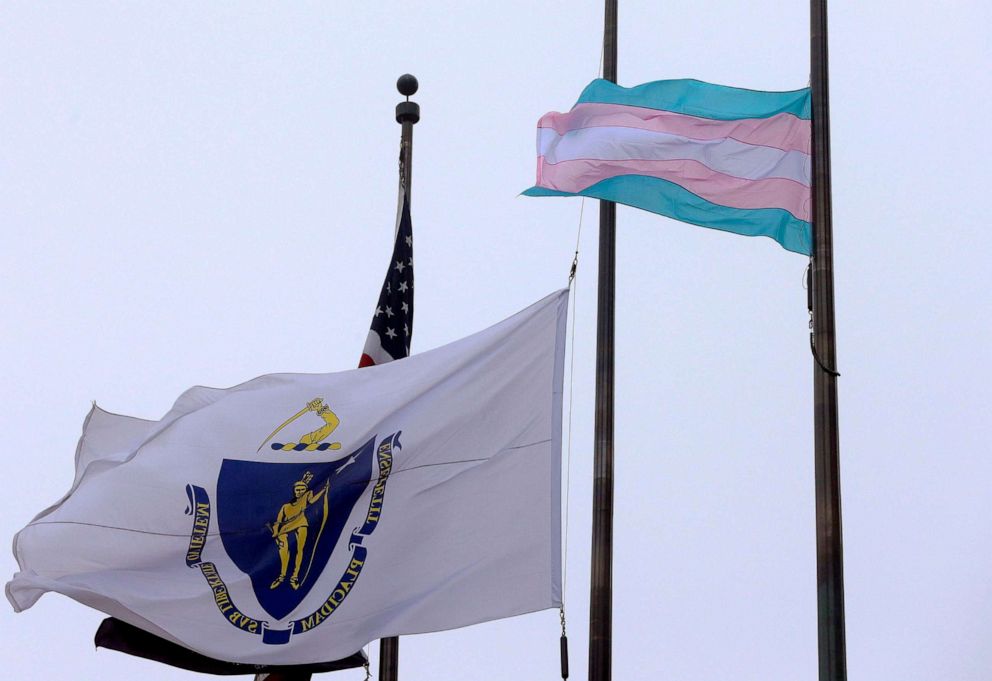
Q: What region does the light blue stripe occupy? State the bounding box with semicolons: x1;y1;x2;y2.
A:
576;79;811;121
523;176;812;255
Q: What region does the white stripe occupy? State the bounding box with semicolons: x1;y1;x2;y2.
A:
361;329;396;365
538;126;810;186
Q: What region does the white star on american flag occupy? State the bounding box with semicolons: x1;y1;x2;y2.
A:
359;196;413;367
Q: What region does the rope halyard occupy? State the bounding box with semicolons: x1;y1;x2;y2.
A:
806;260;841;377
557;199;586;681
810;334;841;377
568;197;585;286
563;196;587;596
562;280;576;597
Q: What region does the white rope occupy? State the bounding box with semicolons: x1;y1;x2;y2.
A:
562;196;587;597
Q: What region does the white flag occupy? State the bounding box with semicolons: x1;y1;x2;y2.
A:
7;289;568;664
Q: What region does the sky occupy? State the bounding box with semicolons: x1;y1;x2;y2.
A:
1;2;990;680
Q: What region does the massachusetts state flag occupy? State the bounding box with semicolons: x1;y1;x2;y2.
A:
7;290;567;665
360;195;413;367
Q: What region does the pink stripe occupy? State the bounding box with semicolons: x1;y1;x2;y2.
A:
538;157;811;221
538;103;810;155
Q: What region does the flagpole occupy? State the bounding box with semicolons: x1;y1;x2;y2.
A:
377;73;419;681
255;74;420;681
809;1;847;680
395;74;419;210
588;2;617;680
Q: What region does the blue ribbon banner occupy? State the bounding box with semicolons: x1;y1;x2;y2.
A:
184;484;265;636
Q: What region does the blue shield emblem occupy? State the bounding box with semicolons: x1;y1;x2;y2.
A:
216;437;376;620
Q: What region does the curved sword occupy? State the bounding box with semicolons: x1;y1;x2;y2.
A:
256;402;317;452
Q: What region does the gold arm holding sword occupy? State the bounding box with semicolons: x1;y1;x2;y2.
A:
257;398;342;452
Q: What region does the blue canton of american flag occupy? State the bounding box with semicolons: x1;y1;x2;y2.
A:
359;196;413;367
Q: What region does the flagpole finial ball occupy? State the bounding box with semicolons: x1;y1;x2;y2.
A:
397;74;418;98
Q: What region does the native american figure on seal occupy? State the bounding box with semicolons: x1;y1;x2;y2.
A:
269;471;329;590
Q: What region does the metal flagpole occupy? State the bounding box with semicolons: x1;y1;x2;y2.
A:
377;73;419;681
588;2;617;680
254;74;420;681
395;73;419;223
809;1;847;680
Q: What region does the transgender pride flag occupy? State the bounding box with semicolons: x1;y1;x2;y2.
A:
524;79;812;255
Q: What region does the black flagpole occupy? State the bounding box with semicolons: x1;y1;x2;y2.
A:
377;73;419;681
809;1;847;680
588;1;617;680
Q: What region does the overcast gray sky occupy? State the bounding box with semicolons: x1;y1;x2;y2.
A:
2;2;990;680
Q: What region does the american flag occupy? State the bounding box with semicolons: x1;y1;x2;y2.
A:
359;195;413;367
